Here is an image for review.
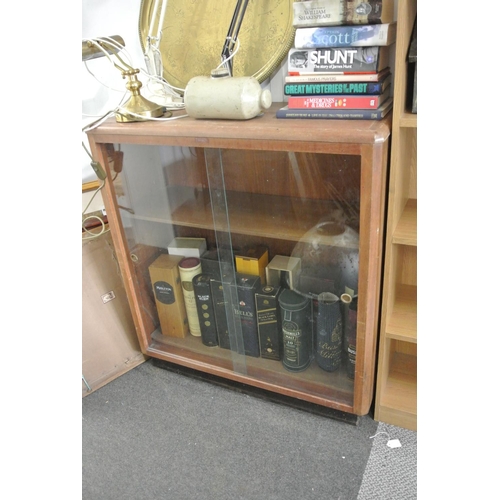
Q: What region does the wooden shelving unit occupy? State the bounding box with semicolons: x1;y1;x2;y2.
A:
374;0;417;431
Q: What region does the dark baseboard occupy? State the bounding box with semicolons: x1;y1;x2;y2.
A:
151;358;360;425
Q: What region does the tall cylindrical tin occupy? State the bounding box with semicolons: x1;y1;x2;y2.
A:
279;289;312;372
341;294;358;379
315;292;343;372
178;257;202;336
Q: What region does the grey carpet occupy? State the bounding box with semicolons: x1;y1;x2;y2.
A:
357;422;417;499
82;359;414;500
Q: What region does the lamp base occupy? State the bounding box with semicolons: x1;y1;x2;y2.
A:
115;94;168;123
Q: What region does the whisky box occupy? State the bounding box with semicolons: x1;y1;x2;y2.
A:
167;237;207;257
235;245;269;283
148;253;188;338
193;273;219;347
255;285;282;360
265;255;301;290
233;273;261;357
210;278;231;350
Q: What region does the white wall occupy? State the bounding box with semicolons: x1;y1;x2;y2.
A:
81;0;287;183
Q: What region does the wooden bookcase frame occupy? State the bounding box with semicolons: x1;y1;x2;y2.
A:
374;0;418;430
87;103;391;416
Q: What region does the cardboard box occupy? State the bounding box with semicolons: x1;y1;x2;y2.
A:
235;245;269;283
255;285;283;360
200;249;221;279
265;255;301;290
167;237;207;257
210;277;231;350
149;253;189;338
82;230;146;396
233;273;261;357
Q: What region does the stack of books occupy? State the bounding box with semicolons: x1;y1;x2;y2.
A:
277;0;396;120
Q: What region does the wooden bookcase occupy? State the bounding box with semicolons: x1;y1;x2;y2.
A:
87;104;391;417
374;0;417;430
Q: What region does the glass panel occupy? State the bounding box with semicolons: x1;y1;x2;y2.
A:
114;143;360;408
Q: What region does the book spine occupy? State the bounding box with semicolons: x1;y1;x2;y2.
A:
288;47;387;75
284;71;387;83
276;102;392;120
294;23;394;48
287;92;387;109
193;274;219;347
293;0;392;28
284;80;385;96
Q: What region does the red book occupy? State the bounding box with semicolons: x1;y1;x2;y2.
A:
287;87;391;110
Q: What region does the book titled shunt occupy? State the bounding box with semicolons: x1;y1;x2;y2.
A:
288;46;389;75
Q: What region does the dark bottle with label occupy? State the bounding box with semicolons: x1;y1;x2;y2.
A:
278;289;312;372
315;292;343;372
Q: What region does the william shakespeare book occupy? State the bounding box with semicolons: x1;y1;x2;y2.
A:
293;0;394;28
288;46;389;75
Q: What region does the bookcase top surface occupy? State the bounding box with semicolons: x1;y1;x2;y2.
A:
88;103;391;150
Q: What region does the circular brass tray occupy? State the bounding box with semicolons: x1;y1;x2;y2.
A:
138;0;295;91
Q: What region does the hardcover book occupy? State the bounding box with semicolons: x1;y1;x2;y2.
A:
287;86;391;109
288;46;389;75
276;97;393;120
293;0;394;28
294;23;396;48
284;67;389;83
284;72;391;96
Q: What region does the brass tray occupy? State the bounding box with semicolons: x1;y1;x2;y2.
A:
138;0;295;91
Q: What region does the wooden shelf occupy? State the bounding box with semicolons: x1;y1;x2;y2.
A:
386;284;417;342
400;112;417;128
377;352;417;430
393;198;417;246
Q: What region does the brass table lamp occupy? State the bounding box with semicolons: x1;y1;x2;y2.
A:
82;35;166;123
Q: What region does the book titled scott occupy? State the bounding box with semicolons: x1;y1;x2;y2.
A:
287;86;391;109
284;72;391;96
288;47;389;75
294;23;396;48
293;0;394;28
276;98;393;120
